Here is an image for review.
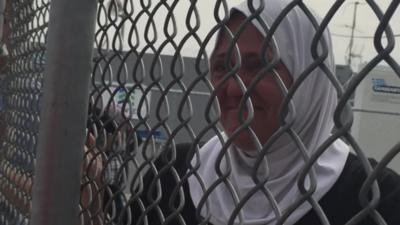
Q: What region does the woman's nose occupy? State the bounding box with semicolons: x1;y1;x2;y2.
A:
225;72;252;97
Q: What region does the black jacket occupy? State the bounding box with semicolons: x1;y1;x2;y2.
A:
131;143;400;225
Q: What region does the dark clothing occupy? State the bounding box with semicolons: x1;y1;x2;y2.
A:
132;143;400;225
296;153;400;225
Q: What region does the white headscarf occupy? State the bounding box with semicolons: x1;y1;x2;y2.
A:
188;0;350;225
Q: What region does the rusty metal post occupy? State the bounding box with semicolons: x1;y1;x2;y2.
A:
29;0;98;224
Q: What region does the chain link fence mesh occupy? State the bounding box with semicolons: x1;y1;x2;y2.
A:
0;0;48;224
0;0;399;225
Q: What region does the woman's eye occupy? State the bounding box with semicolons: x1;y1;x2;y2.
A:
245;59;263;70
256;62;279;72
212;63;226;72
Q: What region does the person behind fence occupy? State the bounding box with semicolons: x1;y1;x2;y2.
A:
86;107;126;224
132;0;400;225
87;106;143;224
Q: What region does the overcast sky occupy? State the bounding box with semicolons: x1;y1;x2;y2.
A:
303;0;399;70
108;0;400;72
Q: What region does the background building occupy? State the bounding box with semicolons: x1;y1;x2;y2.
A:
352;64;400;172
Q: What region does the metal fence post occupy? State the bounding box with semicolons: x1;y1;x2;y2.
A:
29;0;98;224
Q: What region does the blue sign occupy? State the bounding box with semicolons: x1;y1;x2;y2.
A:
137;130;166;141
372;78;400;94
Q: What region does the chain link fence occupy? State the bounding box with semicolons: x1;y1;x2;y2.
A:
0;0;399;225
0;0;48;224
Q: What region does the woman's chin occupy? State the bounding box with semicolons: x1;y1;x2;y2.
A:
223;125;268;153
230;133;259;153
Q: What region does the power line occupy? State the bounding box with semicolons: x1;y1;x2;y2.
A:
331;33;400;39
347;1;360;67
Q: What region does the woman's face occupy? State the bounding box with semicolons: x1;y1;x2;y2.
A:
210;13;293;152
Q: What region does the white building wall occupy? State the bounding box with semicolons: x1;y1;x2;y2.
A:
352;64;400;172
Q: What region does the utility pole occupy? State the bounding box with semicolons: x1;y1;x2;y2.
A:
347;1;360;67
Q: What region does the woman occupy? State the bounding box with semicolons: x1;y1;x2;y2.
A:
133;0;400;225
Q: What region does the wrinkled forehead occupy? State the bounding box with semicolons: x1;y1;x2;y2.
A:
211;11;277;63
227;2;303;78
